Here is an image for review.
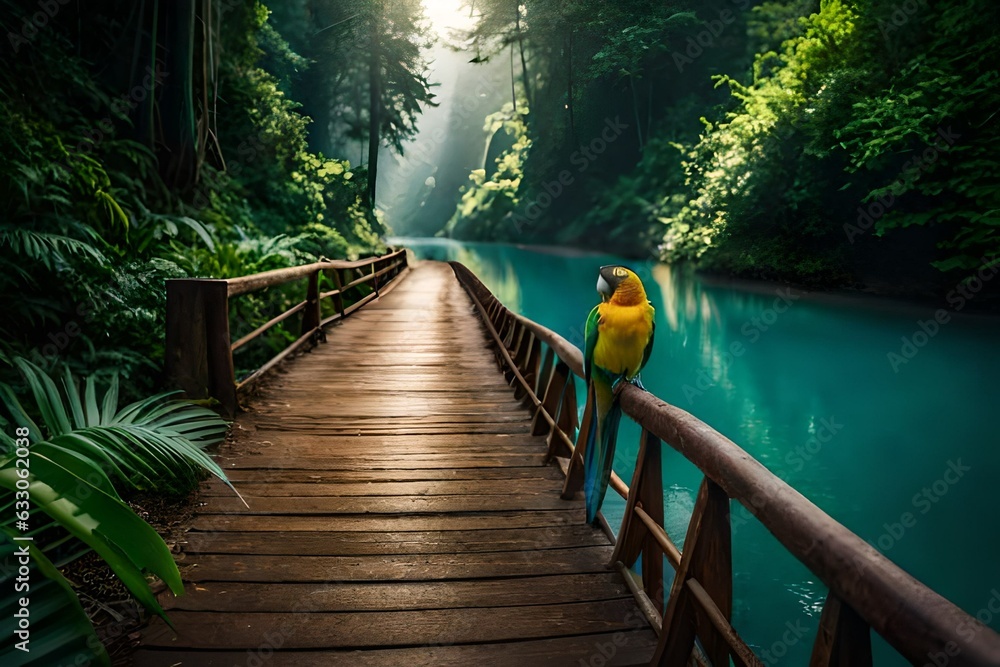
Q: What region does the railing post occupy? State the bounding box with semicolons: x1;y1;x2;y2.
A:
301;269;321;338
512;332;534;401
165;279;237;418
523;336;541;392
332;269;345;317
532;356;563;437
560;375;579;435
809;592;872;667
613;429;665;609
561;384;594;499
535;347;555;399
655;477;733;666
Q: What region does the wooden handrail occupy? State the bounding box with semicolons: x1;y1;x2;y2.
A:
448;260;1000;667
225;249;406;297
165;249;408;417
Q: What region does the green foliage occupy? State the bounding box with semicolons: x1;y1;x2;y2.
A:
0;360;237;655
833;0;1000;272
569;134;686;256
0;359;234;498
452;0;998;293
0;443;185;622
0;0;389;398
0;360;238;663
0;532;110;667
444;102;532;241
658;0;860;282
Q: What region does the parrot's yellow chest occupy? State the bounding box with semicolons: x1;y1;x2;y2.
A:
594;302;654;378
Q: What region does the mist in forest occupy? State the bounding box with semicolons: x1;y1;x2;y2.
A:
378;1;508;237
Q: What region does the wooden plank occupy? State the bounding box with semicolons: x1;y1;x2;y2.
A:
221;424;536;436
178;546;615;582
210;444;549;462
141;598;643;649
227;433;546;448
190;509;585;533
160;573;629;612
252;402;529;415
199;493;578;514
181;525;609;556
219;466;564;484
134;630;658;667
216;454;546;470
197;478;562;497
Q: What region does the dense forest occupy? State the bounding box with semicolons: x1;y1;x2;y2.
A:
0;0;997;661
3;0;998;392
444;0;1000;296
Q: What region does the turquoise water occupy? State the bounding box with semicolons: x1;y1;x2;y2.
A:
400;238;1000;665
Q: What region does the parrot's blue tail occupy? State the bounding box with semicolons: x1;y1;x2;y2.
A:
583;392;623;524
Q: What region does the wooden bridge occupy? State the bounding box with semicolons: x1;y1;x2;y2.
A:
137;251;1000;666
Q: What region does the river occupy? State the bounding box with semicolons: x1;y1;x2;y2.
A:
397;237;1000;665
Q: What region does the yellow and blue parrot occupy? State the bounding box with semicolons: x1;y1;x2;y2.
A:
583;265;655;523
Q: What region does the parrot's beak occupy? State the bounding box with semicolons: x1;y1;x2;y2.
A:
596;274;613;301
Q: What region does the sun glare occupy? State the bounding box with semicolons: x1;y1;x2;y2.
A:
422;0;477;39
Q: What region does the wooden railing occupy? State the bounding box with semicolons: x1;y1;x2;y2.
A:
449;261;1000;667
165;249;408;417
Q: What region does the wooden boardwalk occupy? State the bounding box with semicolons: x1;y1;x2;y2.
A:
136;262;658;666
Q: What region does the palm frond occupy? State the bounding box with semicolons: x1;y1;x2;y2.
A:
0;530;111;667
0;227;107;270
2;359;241;501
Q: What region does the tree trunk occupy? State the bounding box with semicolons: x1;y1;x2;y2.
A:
566;27;575;144
367;1;382;209
514;3;531;108
159;0;199;189
629;74;644;151
509;43;517;114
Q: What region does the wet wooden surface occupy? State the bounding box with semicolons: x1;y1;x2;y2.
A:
136;262;657;666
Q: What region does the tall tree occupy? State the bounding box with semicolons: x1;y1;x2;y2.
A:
268;0;435;210
367;0;383;208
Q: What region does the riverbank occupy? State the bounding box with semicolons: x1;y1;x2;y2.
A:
392;236;1000;316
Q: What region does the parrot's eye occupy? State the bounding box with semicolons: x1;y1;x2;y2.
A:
613;267;628;278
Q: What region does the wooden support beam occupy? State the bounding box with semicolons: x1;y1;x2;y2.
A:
654;477;732;666
301;270;322;339
612;430;665;610
165;279;237;418
809;592;873;667
561;385;593;499
535;347;555;401
533;360;567;438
